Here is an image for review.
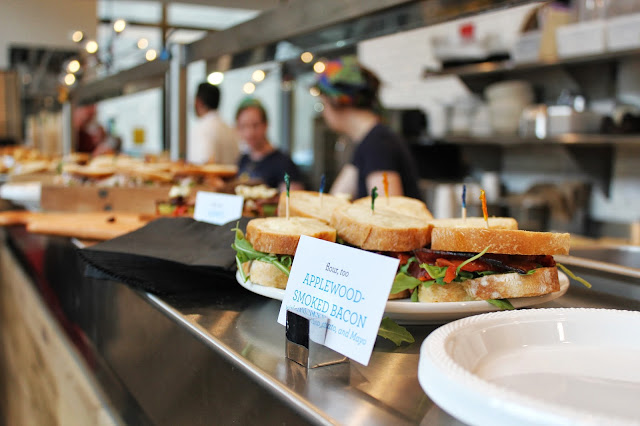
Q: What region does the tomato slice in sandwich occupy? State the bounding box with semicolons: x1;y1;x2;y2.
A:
435;258;493;283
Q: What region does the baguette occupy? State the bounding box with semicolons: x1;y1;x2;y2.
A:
246;217;336;255
417;267;560;302
431;227;570;255
353;195;433;220
429;217;518;230
277;190;350;223
331;204;432;252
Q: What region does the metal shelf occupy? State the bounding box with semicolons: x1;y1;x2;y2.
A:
186;0;536;64
424;48;640;79
439;133;630;198
438;133;640;146
71;60;169;105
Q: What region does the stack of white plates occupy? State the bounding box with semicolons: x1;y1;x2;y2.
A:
419;308;640;425
485;80;534;134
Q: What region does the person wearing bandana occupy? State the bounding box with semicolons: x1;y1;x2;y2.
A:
314;56;420;200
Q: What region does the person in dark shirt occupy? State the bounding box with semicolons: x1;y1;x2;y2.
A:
314;56;421;200
235;98;303;191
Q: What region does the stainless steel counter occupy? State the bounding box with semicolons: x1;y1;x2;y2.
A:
3;226;640;425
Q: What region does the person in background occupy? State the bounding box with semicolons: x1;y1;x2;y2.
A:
188;82;238;165
235;97;303;191
74;104;102;153
93;118;122;155
314;56;421;200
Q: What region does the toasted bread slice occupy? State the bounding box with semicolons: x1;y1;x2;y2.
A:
242;260;289;289
246;217;336;255
62;164;116;179
431;227;570;255
277;190;350;223
389;289;410;300
463;267;560;299
199;164;238;178
353;195;433;220
416;266;560;302
429;217;518;230
331;204;432;252
11;160;54;175
418;281;476;302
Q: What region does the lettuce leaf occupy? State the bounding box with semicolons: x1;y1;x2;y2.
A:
378;317;414;346
390;256;422;295
391;272;422;294
454;270;474;281
400;256;417;274
487;299;515;310
420;264;447;280
557;263;592;288
421;280;436;289
455;246;490;275
231;225;292;280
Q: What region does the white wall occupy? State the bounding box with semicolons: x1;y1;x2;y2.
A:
96;87;163;156
215;62;282;148
358;3;540;138
358;3;640;226
292;72;320;166
186;60;207;153
0;0;96;69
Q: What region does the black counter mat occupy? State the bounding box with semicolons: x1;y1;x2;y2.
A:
78;217;250;295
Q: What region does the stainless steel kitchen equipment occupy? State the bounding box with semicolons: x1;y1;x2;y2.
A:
3;223;639;425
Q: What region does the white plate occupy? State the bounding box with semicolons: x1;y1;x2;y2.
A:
0;182;41;210
236;270;570;324
419;308;640;426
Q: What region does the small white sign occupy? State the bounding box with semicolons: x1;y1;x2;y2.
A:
193;191;244;225
277;236;399;366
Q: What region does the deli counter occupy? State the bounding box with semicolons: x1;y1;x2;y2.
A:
2;221;639;425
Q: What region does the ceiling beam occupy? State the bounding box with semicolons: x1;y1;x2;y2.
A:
103;0;281;11
187;0;416;63
99;18;215;33
186;0;538;65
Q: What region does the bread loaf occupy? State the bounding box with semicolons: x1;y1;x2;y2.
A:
277;190;350;223
246;217;336;255
331;204;432;252
353;195;433;220
431;227;570;255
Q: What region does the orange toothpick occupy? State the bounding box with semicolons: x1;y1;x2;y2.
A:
479;189;489;229
382;172;389;205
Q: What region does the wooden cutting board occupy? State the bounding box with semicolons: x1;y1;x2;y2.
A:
26;212;150;241
0;211;41;226
0;211;151;241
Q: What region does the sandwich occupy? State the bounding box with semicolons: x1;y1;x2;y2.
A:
330;203;433;299
429;217;518;230
155;185;194;217
235;184;279;217
233;217;337;289
391;226;571;306
277;190;350;223
353;195;433;220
